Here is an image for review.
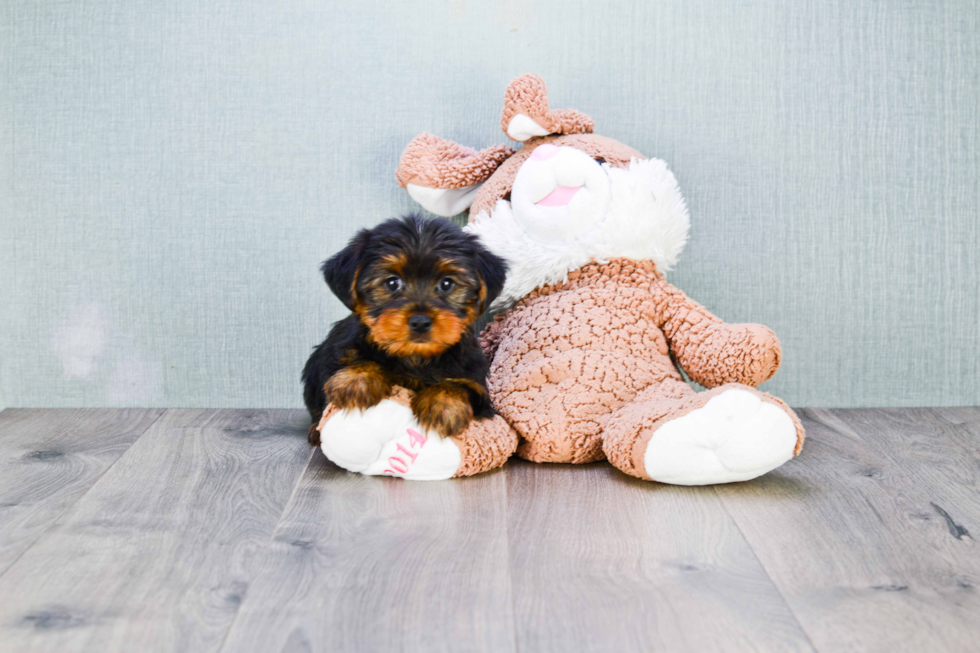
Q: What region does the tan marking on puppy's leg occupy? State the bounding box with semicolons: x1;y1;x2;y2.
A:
324;361;392;411
444;377;489;399
411;383;474;437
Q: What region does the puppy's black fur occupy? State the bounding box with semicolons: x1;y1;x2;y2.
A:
303;214;507;443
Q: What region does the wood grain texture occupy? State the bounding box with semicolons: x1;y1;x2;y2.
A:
0;409;312;653
219;450;516;653
506;459;814;652
0;408;163;576
2;407;980;652
930;408;980;467
715;409;980;652
827;408;980;529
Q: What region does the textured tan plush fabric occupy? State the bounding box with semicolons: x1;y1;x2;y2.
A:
394;74;641;218
480;259;805;469
499;73;595;138
396;132;514;190
603;384;806;479
450;414;520;478
389;73;806;481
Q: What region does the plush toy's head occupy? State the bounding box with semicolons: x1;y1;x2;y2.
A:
397;74;690;310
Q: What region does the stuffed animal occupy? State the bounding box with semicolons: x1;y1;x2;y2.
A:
317;74;804;483
315;386;518;480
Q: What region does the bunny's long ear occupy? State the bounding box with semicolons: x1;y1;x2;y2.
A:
500;74;594;142
396;133;514;217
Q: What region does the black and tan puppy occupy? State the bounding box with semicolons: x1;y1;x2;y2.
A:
303;214;507;445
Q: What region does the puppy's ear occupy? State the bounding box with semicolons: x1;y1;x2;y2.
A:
474;246;508;313
321;230;371;311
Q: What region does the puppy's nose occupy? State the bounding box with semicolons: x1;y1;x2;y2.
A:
409;314;432;335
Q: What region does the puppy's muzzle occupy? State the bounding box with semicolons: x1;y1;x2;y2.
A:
408;314;432;335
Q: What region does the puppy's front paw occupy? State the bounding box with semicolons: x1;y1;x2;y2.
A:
324;362;391;411
411;384;474;437
308;423;321;446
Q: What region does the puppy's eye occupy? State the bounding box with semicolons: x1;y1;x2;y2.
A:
384;276;403;292
438;278;455;293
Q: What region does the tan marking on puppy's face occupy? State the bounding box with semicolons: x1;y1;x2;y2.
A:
353;253;408;325
355;253;483;358
368;306;467;358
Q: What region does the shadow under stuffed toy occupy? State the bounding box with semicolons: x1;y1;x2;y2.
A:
316;73;804;484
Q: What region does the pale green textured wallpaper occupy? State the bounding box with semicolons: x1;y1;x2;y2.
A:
1;0;978;408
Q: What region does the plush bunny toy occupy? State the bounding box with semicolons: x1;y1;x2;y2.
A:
316;74;804;484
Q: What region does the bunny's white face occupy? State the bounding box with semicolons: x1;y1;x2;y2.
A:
397;76;691;311
509;144;612;243
466;147;691;312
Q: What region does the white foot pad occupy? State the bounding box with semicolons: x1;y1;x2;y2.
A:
643;389;797;485
319;400;461;481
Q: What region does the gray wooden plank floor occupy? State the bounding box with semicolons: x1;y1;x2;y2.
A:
0;409;164;577
0;408;977;653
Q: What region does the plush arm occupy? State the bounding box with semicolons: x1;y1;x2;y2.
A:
647;275;782;388
478;314;508;365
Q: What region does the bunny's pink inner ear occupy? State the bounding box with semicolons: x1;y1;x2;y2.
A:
396;133;514;217
500;74;594;141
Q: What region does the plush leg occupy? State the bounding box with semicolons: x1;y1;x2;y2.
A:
490;349;674;464
501;376;608;464
316;387;518;480
602;383;805;485
490;348;698;465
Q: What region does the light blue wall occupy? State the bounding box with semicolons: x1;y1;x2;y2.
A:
2;0;978;408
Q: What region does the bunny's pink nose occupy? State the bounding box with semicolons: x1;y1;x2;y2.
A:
531;143;560;161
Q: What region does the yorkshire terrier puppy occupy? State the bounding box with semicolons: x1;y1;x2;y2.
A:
303;214;507;445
